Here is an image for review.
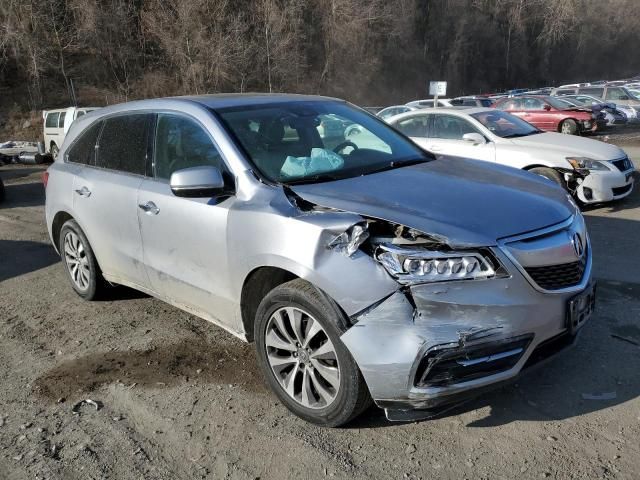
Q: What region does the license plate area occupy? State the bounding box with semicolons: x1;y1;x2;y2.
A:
567;283;596;335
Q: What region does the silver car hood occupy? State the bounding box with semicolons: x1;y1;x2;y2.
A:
290;157;573;247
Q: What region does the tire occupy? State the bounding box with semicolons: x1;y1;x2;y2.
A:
560;119;578;135
254;279;372;427
50;143;59;159
529;167;565;189
59;219;106;300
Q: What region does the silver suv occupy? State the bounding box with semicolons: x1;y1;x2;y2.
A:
44;94;594;426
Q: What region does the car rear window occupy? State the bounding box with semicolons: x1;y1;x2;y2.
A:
45;112;60;128
96;114;150;175
66;121;102;165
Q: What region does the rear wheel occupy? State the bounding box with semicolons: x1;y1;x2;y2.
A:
254;279;371;427
560;119;578;135
59;219;106;300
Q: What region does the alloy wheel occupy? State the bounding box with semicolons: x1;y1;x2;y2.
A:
63;231;90;291
265;306;340;409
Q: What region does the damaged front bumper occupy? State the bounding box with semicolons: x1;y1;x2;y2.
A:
340;246;593;421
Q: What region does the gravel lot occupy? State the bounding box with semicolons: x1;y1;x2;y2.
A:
1;149;639;479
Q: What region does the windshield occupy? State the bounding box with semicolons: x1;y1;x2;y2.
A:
471;110;541;138
545;96;577;110
215;101;430;184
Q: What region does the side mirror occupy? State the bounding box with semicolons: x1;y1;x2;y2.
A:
169;165;231;198
462;132;486;144
543;104;552;111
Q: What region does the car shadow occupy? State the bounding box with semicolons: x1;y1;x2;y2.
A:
0;240;60;283
0;181;46;208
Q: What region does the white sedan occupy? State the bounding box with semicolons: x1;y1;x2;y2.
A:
387;107;635;204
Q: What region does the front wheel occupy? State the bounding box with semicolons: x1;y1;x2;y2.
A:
528;167;566;190
50;143;59;159
560;119;578;135
254;279;371;427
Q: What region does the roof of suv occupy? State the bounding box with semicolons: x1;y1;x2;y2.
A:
169;93;342;109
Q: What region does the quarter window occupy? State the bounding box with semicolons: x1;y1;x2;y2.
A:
154;114;225;180
395;115;429;137
579;87;604;98
45;112;60;128
96;114;150;175
66;121;102;165
430;115;480;140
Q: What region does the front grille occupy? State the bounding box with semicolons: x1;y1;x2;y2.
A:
611;157;633;172
524;256;586;290
612;183;633;196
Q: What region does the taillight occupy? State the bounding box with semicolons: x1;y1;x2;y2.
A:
42;171;49;189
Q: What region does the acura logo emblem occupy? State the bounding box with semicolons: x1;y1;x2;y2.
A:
572;232;584;258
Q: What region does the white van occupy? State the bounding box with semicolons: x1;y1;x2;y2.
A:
43;107;98;157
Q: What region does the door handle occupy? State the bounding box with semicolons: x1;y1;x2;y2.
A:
138;201;160;215
429;146;442;152
74;186;91;197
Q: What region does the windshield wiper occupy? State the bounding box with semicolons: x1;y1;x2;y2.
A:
503;131;542;138
283;173;345;185
362;156;432;176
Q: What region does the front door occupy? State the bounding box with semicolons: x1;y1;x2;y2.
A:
137;113;237;328
424;114;496;162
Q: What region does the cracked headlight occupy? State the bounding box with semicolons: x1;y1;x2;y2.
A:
375;244;498;284
566;157;609;171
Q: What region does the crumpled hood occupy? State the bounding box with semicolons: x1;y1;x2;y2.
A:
510;132;626;160
290;157;574;247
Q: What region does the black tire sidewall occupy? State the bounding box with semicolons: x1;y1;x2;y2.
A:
59;220;100;300
254;281;366;427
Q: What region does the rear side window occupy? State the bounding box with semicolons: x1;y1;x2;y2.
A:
579;87;604;97
395;115;429;137
58;112;66;127
45;112;60;128
497;99;522;110
66;121;102;165
154;114;224;180
96;114;150;175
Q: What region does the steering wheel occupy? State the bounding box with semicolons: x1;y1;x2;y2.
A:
333;140;359;154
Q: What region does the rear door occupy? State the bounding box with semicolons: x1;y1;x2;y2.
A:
137;112;237;327
519;97;555;130
424;113;495;161
71;113;153;289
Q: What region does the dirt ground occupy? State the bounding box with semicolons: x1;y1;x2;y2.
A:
1;154;639;479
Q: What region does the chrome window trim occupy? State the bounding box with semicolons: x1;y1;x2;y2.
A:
497;215;592;294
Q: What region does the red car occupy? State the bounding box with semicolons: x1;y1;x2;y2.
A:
494;95;599;135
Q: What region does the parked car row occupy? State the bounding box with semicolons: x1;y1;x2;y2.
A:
384;107;634;205
44;93;602;426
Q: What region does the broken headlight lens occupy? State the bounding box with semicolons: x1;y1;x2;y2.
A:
375;244;497;284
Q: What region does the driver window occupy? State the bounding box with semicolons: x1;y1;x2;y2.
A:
154;114;225;180
605;88;626;100
430;115;479;140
